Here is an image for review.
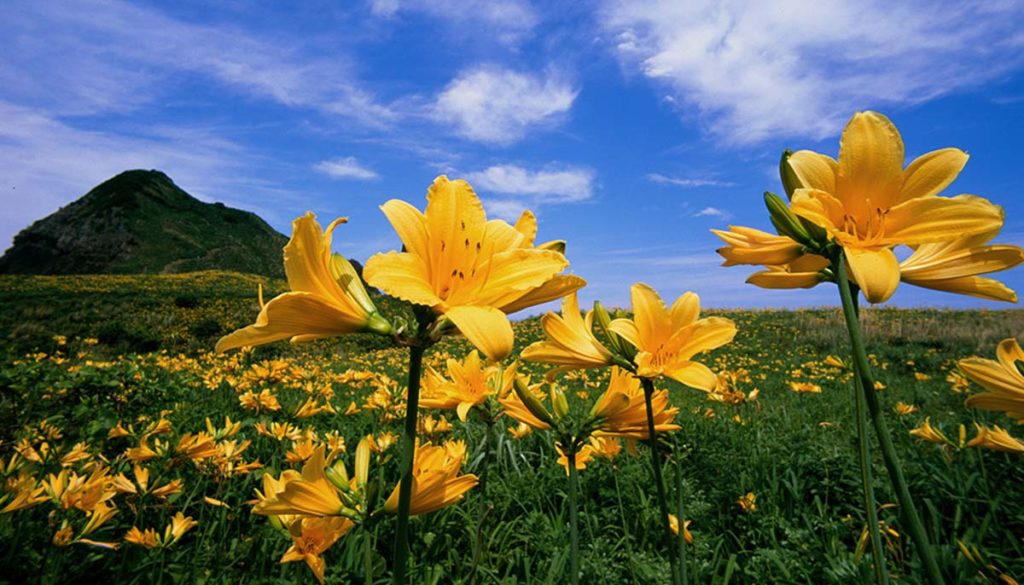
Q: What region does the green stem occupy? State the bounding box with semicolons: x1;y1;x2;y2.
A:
365;530;374;585
835;254;944;585
641;378;681;585
567;448;581;585
853;362;890;585
846;284;889;585
469;420;494;584
673;436;688;585
392;344;425;585
613;471;639;584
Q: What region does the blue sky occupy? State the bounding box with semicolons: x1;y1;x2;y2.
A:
3;0;1024;311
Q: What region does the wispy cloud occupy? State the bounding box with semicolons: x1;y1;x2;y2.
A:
0;101;303;250
434;67;578;145
601;0;1024;143
464;163;595;219
646;173;735;188
314;157;379;180
369;0;537;45
693;207;732;220
2;0;395;125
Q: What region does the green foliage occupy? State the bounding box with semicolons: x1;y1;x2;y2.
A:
0;274;1022;583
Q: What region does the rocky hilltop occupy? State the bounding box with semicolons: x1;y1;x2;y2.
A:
0;170;288;277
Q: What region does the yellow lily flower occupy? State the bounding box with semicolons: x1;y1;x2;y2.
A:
966;423;1024;454
900;229;1024;303
280;516;355;585
165;512;198;544
788;111;1004;303
217;213;390;353
0;472;47;514
520;291;615;369
555;442;595;475
254;447;345;517
959;338;1024;423
364;175;581;361
419;350;516;421
909;417;949;445
384;440;478;516
498;380;554;431
591;367;680;440
608;284;737;390
124;526;161;549
667;514;693;544
711;226;831;289
711;226;805;267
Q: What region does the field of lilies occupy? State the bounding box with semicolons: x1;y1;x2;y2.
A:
2;112;1024;584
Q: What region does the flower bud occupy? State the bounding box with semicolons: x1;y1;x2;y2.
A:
513;378;555;426
764;192;813;246
551;386;570;419
779;149;801;199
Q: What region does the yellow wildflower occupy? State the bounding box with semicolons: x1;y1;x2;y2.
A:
966;424;1024;454
959;338;1024;423
788;111;1004;303
608;284;737;389
521;292;614;369
364;176;579;361
384;440;478;516
216;213;390;353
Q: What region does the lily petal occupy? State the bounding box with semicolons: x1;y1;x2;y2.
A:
380;199;430;260
899;147;968;203
216;292;368;353
630;283;671;350
445;305;514;361
364;251;443;307
883;194;1004;246
787;150;838;194
845;247;900;304
663;361;718;391
500;275;586;315
836;111;904;211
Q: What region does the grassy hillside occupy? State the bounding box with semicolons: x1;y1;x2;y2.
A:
1;273;1022;583
0;170;288;277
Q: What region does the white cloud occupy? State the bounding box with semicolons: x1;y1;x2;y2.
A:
646;173;734;188
0;101;302;250
466;165;594;202
600;0;1024;143
314;157;379;180
1;0;395;125
369;0;537;44
434;67;578;145
464;164;595;220
694;207;732;220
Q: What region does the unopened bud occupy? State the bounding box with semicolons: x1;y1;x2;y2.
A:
551;386;570;419
764;192;813;246
779;149;802;199
513;378;555;426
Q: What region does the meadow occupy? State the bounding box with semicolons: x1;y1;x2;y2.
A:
1;272;1022;584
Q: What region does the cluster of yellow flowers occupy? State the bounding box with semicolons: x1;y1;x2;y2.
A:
1;427;198;552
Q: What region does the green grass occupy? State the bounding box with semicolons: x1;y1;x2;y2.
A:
0;273;1022;584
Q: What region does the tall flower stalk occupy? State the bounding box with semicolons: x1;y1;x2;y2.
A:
713;111;1021;584
522;289;735;585
391;341;426;585
834;253;942;584
364;176;581;584
218;175;579;584
502;369;679;585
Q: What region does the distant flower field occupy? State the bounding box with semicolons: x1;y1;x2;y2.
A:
1;272;1022;584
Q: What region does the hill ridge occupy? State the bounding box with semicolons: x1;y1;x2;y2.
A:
0;170;288;277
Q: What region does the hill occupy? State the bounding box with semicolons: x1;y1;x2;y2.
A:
0;170;288;277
